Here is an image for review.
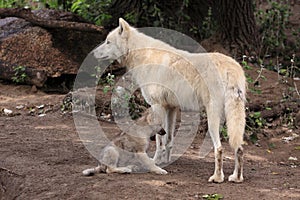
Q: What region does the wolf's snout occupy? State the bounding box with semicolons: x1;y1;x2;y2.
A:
93;50;108;60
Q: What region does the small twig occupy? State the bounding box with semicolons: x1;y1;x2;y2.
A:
0;167;23;177
253;64;264;85
0;181;6;193
294;82;300;98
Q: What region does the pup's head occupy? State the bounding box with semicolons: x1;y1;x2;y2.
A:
93;18;132;63
137;108;166;137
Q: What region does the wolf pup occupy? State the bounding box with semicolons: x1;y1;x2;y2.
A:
83;108;167;175
93;18;246;183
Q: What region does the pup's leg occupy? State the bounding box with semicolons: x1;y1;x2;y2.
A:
228;146;244;182
102;146;133;174
138;153;167;174
207;109;224;183
106;166;133;174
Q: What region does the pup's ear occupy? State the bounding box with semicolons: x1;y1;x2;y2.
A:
119;18;130;36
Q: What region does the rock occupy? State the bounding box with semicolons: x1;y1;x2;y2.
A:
0;9;106;89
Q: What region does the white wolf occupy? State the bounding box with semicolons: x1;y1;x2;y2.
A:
93;18;246;183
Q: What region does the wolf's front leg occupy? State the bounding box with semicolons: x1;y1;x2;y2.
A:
153;134;173;165
153;134;163;164
154;107;176;165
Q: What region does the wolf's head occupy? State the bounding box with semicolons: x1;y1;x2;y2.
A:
93;18;132;63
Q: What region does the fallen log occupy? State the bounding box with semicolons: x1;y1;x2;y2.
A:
0;8;106;34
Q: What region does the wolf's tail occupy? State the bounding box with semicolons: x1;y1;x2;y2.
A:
225;76;246;150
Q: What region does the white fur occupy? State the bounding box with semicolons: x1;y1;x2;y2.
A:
93;18;246;183
82;108;167;176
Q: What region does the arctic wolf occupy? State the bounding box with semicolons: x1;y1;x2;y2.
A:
93;18;246;183
82;108;167;175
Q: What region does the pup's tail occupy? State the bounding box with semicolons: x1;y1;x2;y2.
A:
82;164;106;176
225;82;246;150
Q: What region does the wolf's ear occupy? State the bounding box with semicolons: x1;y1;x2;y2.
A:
119;18;130;36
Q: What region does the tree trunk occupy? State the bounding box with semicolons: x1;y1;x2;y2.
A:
215;0;260;55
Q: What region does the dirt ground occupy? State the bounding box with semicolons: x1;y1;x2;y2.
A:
0;74;299;200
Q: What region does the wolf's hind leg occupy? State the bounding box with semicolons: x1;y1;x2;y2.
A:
207;109;224;183
228;146;244;182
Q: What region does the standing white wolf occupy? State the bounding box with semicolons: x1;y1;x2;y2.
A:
93;18;246;183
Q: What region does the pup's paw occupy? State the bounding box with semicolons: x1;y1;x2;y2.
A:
121;167;132;173
152;167;168;175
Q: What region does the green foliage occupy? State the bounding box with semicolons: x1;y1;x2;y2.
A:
71;0;112;26
41;0;63;9
220;126;228;140
0;0;69;9
138;0;165;28
102;73;115;94
0;0;25;8
247;111;265;128
199;7;217;39
11;65;27;84
246;111;265;143
256;0;291;55
241;56;252;70
249;132;258;144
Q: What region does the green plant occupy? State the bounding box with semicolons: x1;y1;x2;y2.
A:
220;126;228;141
247;111;266;128
12;65;27;84
241;55;252;70
71;0;112;26
199;7;217;39
249;132;258;144
256;0;291;56
0;0;25;8
102;73;115;94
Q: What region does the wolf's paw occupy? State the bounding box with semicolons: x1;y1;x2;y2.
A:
228;174;244;183
208;173;224;183
82;168;95;176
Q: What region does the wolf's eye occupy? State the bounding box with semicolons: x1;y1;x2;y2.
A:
106;40;111;44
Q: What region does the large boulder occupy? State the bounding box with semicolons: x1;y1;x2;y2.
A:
0;9;105;90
